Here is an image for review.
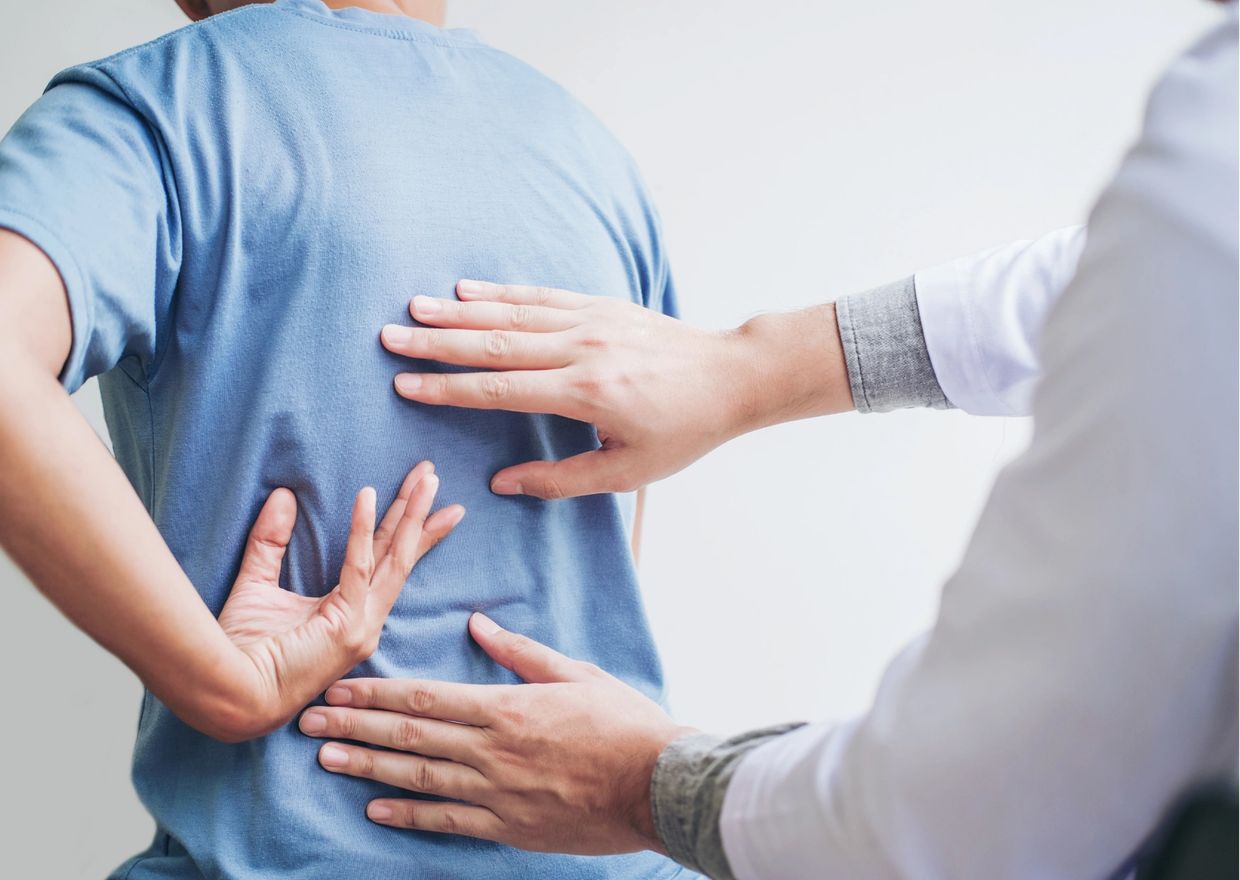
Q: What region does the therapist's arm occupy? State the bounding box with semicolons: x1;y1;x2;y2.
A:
0;230;460;742
381;232;1081;500
304;9;1235;873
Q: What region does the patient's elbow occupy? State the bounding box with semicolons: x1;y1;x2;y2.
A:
179;690;283;745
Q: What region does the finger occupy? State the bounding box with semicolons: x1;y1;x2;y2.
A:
323;677;496;726
366;799;507;843
339;487;377;606
381;325;572;371
456;279;590;310
415;504;465;560
373;462;435;560
469;613;594;684
393;370;571;416
409;295;579;332
367;472;438;613
300;707;484;764
490;449;638;500
386;470;437;570
317;742;489;802
235;488;297;586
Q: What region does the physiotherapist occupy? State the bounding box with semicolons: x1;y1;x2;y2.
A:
296;5;1238;879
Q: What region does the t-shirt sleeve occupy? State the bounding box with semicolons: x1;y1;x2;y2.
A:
653;267;680;320
0;68;181;393
641;205;679;320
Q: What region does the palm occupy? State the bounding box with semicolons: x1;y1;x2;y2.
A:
218;573;321;649
213;463;464;729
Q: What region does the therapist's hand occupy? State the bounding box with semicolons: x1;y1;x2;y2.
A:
381;280;853;499
298;613;696;855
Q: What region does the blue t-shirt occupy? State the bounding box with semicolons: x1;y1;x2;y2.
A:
0;2;688;878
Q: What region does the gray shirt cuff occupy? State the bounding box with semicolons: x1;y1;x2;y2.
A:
650;723;806;880
836;275;954;413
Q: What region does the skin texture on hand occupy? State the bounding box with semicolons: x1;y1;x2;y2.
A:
299;614;696;855
382;280;853;500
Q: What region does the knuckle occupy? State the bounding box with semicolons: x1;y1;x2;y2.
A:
507;303;532;329
495;698;527;729
480;373;511;402
397;802;422;829
533;286;555;306
336;711;359;739
346;681;373;707
484;329;512;359
439;809;466;835
420;328;443;356
411;760;441;794
577;333;610;351
572;372;603;398
428;373;452;402
355;750;376;778
346;554;372;580
393;718;423;751
539;477;567;500
407;686;437;715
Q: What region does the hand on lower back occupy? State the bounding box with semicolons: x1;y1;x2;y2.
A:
380;281;761;500
217;461;463;739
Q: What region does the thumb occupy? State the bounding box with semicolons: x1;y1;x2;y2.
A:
235;488;297;587
490;449;638;500
469;613;593;684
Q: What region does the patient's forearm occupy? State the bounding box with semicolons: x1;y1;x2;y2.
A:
0;359;256;738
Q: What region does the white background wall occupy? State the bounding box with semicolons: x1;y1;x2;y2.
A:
0;1;1220;875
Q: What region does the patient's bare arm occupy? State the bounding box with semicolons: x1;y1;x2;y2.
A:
0;229;463;742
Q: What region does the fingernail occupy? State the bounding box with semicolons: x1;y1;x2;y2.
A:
368;803;394;822
382;324;413;345
491;478;520;496
457;280;487;297
320;744;349;768
325;686;351;705
300;711;327;735
471;612;501;636
412;295;441;316
395;374;423;395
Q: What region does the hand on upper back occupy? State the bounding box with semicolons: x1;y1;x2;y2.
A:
380;281;761;500
218;461;464;740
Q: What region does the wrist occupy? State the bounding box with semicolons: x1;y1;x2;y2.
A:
631;725;699;855
176;644;278;743
726;303;854;435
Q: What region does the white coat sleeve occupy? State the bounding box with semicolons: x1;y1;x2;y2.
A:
716;7;1239;879
915;225;1086;416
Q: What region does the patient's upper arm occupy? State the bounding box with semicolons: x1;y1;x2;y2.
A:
0;228;71;379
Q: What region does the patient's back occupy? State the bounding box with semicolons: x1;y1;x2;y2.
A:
0;2;680;877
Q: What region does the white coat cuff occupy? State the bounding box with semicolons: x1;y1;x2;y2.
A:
914;256;999;415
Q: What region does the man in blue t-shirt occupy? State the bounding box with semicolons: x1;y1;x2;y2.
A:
0;1;690;878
